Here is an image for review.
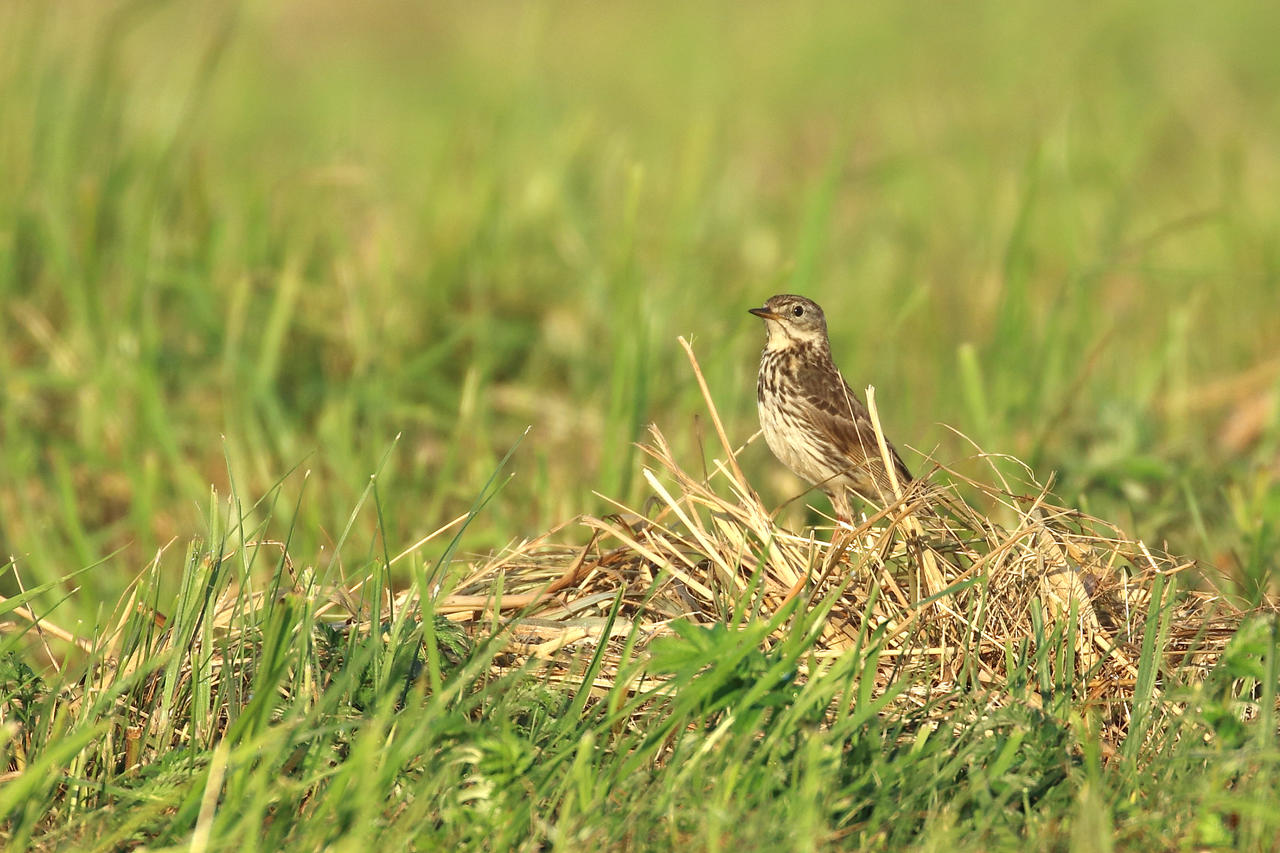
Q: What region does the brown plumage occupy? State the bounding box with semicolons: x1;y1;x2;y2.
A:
749;294;912;520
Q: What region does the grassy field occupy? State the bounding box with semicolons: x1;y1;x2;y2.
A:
2;0;1279;849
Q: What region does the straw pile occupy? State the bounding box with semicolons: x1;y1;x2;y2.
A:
418;339;1264;730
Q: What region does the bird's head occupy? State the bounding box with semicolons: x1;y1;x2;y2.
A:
749;294;829;351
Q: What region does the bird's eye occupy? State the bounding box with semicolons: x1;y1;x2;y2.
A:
792;305;805;318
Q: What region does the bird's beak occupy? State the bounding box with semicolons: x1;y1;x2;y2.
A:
749;307;782;320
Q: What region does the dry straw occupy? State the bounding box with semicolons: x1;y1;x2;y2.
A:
423;338;1264;733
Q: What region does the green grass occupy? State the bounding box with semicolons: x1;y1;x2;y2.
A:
2;0;1279;849
3;488;1277;850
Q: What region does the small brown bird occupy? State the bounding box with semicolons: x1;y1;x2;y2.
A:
749;294;913;521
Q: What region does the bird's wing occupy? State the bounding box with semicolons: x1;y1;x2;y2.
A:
794;358;913;493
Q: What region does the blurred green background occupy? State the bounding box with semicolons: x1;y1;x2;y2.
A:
3;0;1279;615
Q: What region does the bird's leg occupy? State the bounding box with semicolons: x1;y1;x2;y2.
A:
829;490;853;528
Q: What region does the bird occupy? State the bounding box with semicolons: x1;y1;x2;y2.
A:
749;294;913;522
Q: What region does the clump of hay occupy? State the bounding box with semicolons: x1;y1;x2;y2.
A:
428;339;1264;729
